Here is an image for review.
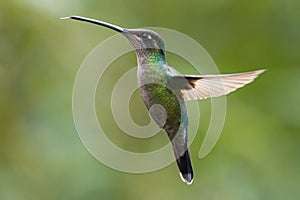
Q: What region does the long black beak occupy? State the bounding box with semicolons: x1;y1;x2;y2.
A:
61;16;125;33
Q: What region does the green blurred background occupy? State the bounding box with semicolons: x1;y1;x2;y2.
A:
1;0;300;199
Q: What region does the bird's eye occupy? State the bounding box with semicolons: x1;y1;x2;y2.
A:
142;33;148;39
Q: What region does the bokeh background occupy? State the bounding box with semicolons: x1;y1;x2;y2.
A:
1;0;300;199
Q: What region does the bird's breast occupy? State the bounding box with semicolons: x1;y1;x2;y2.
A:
138;67;187;133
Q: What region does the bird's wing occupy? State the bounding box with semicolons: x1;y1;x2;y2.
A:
169;70;265;101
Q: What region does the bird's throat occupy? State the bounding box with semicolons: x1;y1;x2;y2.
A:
136;48;166;66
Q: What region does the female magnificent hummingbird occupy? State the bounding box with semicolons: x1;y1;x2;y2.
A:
62;16;265;185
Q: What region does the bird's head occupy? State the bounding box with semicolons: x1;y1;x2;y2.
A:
122;29;165;52
62;16;166;56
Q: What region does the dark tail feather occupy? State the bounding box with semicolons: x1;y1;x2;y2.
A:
176;150;194;185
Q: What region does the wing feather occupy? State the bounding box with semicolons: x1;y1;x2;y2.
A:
179;70;265;101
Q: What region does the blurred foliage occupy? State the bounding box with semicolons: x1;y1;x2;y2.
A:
1;0;300;199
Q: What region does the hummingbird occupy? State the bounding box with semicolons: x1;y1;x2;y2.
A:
62;16;265;185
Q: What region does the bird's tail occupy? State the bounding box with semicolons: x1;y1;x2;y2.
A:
173;145;194;185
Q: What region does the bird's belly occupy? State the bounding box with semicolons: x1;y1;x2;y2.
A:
139;83;186;136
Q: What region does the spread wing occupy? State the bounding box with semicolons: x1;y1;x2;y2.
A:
171;70;265;101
